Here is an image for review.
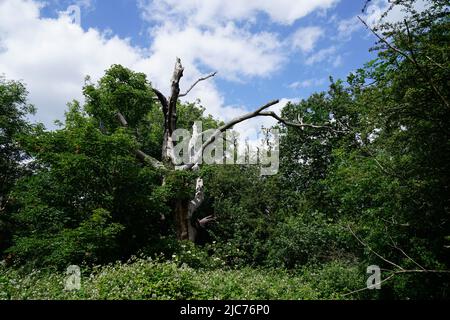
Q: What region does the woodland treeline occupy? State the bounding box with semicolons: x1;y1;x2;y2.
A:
0;0;449;299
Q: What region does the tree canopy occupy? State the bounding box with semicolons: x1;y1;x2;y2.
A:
0;0;449;300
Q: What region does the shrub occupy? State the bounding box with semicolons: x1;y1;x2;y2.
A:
0;258;359;300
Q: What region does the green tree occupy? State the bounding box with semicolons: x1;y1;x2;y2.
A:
320;0;450;298
0;77;36;256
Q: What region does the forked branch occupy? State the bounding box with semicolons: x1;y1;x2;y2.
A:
179;99;346;170
357;16;449;109
116;112;165;170
179;72;218;98
343;224;450;297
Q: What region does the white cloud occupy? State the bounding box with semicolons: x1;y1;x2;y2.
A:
0;0;145;126
335;0;430;41
332;54;343;67
145;22;284;83
289;78;326;89
139;0;340;26
337;16;361;41
291;26;324;53
0;0;331;145
0;0;293;128
364;0;429;26
305;46;340;66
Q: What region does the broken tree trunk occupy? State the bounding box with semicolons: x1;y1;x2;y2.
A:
124;58;345;242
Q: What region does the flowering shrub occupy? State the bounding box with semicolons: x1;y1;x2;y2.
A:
0;258;364;300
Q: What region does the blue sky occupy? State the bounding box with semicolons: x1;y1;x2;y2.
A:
0;0;412;138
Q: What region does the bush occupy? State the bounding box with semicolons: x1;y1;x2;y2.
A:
266;212;350;268
7;209;124;270
0;258;361;300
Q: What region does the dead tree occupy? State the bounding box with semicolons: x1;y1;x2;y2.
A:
118;58;341;243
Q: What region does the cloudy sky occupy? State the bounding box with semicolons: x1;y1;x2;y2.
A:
0;0;413;138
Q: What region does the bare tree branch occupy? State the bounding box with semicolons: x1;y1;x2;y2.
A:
152;88;169;116
348;224;405;270
258;111;348;133
158;58;185;163
343;224;450;297
189;177;205;218
187;177;206;241
387;232;426;271
116;112;128;127
358;16;450;109
178;100;280;170
198;215;216;228
343;268;450;297
177;99;350;170
179;72;218;98
343;273;396;297
168;57;184;134
116;112;165;170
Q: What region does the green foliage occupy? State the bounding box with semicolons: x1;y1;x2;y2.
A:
83;65;155;131
1;0;449;300
3;65;222;270
5;110;166;268
0;77;37;254
9;209;124;269
4;79;166;269
0;258;359;300
267;212;351;268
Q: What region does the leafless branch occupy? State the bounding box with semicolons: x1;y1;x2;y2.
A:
189;177;205;218
116;112;128;127
358;16;411;62
343;268;450;297
152;88;169;116
343;273;396;297
168;57;184;134
387;233;426;271
116;112;165;170
343;224;450;297
198;215;216;228
348;224;405;270
179;72;218;98
358;16;449;109
258;111;348;133
425;55;446;70
178;100;279;170
178;99;350;170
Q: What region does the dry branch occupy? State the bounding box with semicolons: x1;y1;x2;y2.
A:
358;16;449;109
116;112;165;170
179;72;218;98
343;224;450;297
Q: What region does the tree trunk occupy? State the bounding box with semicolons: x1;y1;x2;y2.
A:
174;199;197;241
145;58;331;243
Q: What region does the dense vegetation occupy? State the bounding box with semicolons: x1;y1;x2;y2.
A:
0;0;449;299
